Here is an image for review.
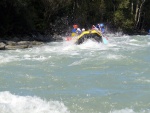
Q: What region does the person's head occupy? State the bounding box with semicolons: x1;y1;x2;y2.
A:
73;24;78;29
92;25;95;29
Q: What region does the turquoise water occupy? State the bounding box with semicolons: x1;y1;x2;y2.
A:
0;35;150;113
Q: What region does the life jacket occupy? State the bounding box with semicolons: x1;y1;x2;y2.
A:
71;33;77;37
101;27;105;33
72;28;77;33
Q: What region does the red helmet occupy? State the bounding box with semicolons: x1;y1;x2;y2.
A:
73;24;78;29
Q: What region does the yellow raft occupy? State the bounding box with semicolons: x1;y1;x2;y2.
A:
75;29;103;44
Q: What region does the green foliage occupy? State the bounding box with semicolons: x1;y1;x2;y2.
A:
0;0;149;37
118;0;129;9
113;0;134;32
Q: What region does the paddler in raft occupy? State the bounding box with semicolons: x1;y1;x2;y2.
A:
71;24;78;37
66;24;80;41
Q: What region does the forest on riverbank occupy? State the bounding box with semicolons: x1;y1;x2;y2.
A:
0;0;150;38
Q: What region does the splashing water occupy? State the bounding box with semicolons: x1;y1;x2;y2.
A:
0;34;150;113
0;91;69;113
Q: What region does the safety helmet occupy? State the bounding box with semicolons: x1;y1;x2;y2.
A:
73;25;78;29
100;23;104;27
77;28;81;32
82;28;85;31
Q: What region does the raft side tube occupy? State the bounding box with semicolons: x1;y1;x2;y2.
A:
75;30;103;44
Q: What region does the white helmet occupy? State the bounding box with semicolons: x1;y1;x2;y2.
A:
77;28;81;31
82;28;85;31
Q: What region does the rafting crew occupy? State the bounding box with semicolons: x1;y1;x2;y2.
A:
95;23;105;34
76;28;82;35
68;23;108;44
92;25;99;31
71;23;105;37
71;24;85;36
90;23;105;34
71;24;78;37
99;23;105;34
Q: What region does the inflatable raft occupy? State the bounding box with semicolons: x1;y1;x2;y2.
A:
66;29;108;44
75;29;108;44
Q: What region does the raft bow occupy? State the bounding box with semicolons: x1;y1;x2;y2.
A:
75;30;103;44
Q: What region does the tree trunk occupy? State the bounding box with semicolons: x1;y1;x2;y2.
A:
135;0;146;30
131;1;133;15
135;0;139;22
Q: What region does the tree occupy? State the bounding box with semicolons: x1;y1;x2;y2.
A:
134;0;146;31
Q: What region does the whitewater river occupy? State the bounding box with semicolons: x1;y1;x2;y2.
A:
0;34;150;113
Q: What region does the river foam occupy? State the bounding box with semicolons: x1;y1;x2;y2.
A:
110;108;150;113
0;91;69;113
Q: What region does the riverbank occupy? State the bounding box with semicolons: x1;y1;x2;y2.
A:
0;34;63;50
0;30;149;50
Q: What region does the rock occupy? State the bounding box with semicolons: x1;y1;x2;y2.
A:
5;45;29;50
17;41;30;45
0;34;60;50
5;41;17;46
0;42;6;50
31;41;44;45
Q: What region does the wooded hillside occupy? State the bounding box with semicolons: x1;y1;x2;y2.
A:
0;0;149;37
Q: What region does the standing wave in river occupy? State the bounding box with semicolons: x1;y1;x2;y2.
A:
0;91;69;113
